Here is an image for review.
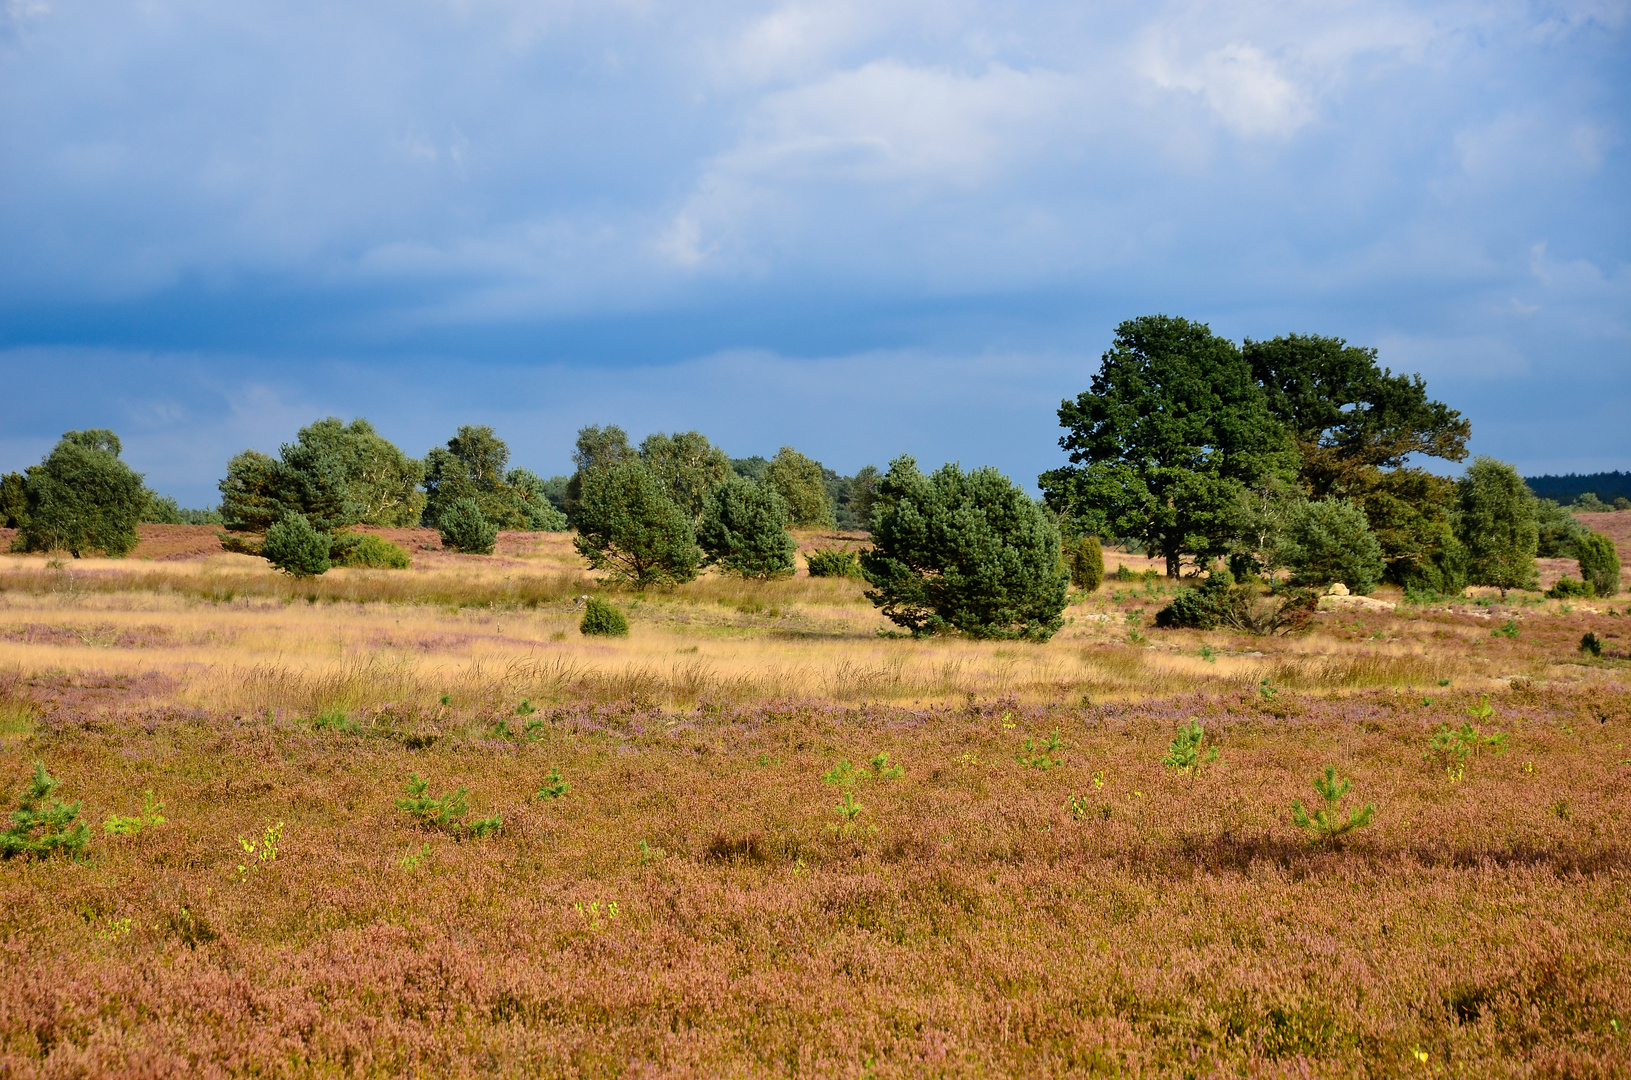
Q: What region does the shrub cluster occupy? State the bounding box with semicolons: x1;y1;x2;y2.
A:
806;547;864;578
336;534;412;569
262;513;332;577
437;498;498;555
1575;532;1621;597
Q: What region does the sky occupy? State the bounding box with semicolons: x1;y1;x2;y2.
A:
1;0;1627;507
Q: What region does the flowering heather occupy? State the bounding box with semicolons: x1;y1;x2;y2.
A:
0;678;1627;1077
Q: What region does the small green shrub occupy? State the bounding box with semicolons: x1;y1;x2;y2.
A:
1016;732;1064;770
1575;532;1621;597
1290;766;1374;845
580;596;629;636
1547;576;1594;599
1114;563;1136;581
1579;632;1602;657
262;512;332;577
1423;698;1507;782
104;790;165;836
1070;536;1104;591
394;775;501;837
1161;721;1217;773
806;547;864;578
1282;498;1385;594
438;498;498;555
538;768;570;799
1;763;89;859
336;534;411;569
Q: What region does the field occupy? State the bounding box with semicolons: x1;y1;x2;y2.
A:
2;525;1629;1078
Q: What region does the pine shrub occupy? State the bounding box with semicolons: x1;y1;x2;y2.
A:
806;547;863;578
0;763;88;859
697;476;796;579
262;512;332;577
438;498;498;555
580;596;629;636
1070;535;1104;591
1575;532;1621;597
336;534;411;569
1282;498;1385;594
1546;576;1594;599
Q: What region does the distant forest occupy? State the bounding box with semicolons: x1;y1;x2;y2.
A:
1524;472;1631;505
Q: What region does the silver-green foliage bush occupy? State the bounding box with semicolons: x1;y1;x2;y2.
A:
1575;532;1621;597
336;534;411;569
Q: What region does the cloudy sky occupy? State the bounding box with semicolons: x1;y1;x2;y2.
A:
1;0;1626;505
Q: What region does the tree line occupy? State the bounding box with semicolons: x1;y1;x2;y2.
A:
2;313;1621;639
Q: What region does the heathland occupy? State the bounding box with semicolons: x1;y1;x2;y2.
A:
1;523;1629;1077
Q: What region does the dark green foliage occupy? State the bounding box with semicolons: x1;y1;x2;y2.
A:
15;430;146;557
1155;578;1318;635
1572;492;1611;512
580;596;629;636
640;431;733;521
1040;315;1296;577
1070;535;1104;591
438;498;498;555
1524;471;1631;505
336;534;411;569
262;512;333;577
763;447;835;528
1459;457;1539;597
1154;583;1223;630
423;425;554;532
730;456;770;482
296;417;426;526
1282;498;1385;594
1533;498;1586;558
697;475;796;579
1245;333;1468;491
573;460;701;587
141;494;223;525
1546;576;1594;599
840;464;882;532
394;775;501;837
219;440;355;536
862;456;1067;640
0;472;25;528
0;763;88;860
807;547;864;578
1579;633;1602;657
1575;532;1621;597
538;768;570;799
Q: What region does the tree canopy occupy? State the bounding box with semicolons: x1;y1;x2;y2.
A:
14;430;147;557
863;457;1067;639
763;447;835;528
572;459;702;587
297;417;426;527
423;425;565;531
1039;315;1296;577
639;431;733;521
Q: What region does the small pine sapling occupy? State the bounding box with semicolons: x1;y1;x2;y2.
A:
395;775;502;837
538;768;570;799
1290;766;1374;845
1580;632;1603;657
1423;697;1508;782
580;596;630;637
1161;721;1218;773
1;762;89;859
869;753;904;780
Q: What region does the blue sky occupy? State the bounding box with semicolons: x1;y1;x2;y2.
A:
2;0;1627;507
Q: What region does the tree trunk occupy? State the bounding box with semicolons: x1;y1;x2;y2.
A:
1166;548;1180;580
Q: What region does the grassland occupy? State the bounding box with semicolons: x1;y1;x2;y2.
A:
1;526;1629;1077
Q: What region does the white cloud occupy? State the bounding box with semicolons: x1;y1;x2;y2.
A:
1145;39;1312;137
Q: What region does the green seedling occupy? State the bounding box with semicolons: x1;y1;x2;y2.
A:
399;842;431;870
312;709;358;734
1491;620;1520;638
1016;731;1064;770
104;789;166;836
869;753;904;780
1199;644;1217;663
1423;699;1507;783
516;699;536;715
575;899;619;931
1260;680;1278;699
1290;766;1374;845
834;791;864;821
1;762;88;860
1161;721;1218;773
235;821;284;883
537;767;570;800
637;839;666;863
